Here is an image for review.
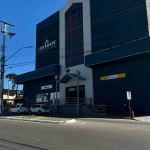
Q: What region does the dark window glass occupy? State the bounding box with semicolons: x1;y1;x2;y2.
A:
78;27;83;34
66;31;71;39
77;11;83;19
72;36;77;45
66;39;71;46
66;53;72;60
65;3;84;67
66;18;71;26
72;51;78;59
72;43;78;51
71;15;77;23
71;22;77;29
72;29;77;37
78;51;83;57
71;8;76;16
66;60;72;67
66;46;72;53
78;34;83;41
78;18;83;26
78;56;84;64
72;59;78;66
78;42;83;50
66;12;70;19
77;4;82;12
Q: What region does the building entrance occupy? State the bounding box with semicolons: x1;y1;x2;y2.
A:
66;85;85;104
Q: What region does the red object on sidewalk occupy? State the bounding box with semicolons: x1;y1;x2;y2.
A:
131;110;135;118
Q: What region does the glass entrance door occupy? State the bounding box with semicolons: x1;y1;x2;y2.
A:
66;85;85;104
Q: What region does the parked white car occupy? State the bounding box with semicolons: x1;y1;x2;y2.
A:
28;104;50;115
9;104;28;114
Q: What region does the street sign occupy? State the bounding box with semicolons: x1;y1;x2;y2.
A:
126;91;132;100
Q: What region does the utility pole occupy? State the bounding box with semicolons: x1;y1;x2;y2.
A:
0;20;15;115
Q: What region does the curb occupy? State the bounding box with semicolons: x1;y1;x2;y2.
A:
0;116;76;124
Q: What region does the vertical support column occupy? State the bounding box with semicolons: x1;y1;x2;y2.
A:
54;75;59;113
129;99;131;118
146;0;150;36
76;70;80;114
55;79;58;113
77;75;79;114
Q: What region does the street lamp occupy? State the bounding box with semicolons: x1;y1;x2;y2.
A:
0;46;33;115
54;75;59;113
5;46;33;62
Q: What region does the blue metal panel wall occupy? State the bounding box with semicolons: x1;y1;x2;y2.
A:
90;0;149;53
85;37;150;67
23;77;57;102
93;54;150;115
36;11;59;69
15;65;60;84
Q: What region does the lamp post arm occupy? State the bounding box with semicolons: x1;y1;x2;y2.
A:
5;46;33;62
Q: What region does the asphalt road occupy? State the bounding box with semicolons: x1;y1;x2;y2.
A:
0;118;150;150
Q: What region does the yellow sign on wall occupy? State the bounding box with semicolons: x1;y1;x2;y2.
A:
100;73;126;81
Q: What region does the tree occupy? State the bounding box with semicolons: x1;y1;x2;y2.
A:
5;73;17;90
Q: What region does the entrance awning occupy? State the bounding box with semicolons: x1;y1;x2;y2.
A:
58;73;86;83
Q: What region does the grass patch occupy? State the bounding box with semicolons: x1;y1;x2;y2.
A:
21;115;38;119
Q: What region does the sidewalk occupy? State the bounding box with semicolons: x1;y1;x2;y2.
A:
0;113;76;124
1;113;150;123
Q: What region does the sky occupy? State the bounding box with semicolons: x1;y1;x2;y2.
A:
0;0;68;90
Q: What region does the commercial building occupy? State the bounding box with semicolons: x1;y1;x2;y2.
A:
16;0;150;115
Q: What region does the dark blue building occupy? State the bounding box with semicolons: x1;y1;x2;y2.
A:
16;0;150;115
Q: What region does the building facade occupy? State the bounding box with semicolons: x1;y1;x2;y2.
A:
16;0;150;115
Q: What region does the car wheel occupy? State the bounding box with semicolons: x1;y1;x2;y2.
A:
9;110;12;114
17;110;20;114
38;110;42;115
29;110;31;115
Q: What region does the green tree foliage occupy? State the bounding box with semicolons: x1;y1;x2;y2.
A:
5;73;17;90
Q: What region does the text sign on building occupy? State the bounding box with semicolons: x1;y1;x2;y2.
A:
41;85;52;90
126;91;132;100
100;73;126;81
38;39;56;54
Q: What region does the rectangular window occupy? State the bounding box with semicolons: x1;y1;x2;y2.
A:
65;3;84;67
36;93;48;103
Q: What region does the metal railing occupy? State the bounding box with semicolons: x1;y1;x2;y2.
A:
80;98;106;114
26;98;114;115
26;99;51;107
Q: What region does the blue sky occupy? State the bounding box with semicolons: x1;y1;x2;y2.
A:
0;0;68;90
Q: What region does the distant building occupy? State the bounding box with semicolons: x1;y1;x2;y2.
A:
16;0;150;115
3;89;23;106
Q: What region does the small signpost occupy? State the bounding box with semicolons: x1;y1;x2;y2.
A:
126;91;132;117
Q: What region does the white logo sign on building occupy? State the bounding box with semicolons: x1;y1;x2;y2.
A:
41;85;52;90
126;91;132;100
38;39;56;54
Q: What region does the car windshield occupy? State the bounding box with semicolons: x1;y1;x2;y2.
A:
33;105;41;108
42;105;49;109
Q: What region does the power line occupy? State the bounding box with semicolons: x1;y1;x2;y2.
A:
8;0;48;22
0;0;32;18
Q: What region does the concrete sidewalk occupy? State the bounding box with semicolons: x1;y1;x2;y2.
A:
1;113;150;123
0;115;76;124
